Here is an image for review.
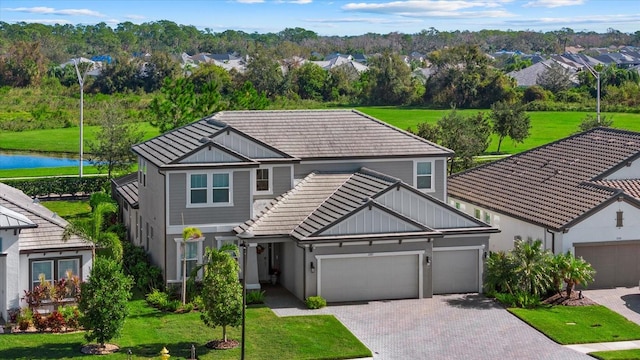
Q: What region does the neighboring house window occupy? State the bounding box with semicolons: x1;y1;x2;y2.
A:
416;161;433;190
175;237;204;280
256;168;270;193
455;202;461;210
474;209;481;219
31;258;80;289
484;212;491;224
187;172;232;207
616;210;624;228
139;158;147;187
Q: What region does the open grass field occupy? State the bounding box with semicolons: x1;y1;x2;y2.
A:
357;107;640;154
509;305;640;345
0;300;371;360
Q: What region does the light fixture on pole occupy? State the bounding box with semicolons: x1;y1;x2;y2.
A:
580;57;601;125
73;58;90;178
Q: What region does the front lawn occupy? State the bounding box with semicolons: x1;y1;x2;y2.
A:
0;300;371;359
509;305;640;345
591;349;640;359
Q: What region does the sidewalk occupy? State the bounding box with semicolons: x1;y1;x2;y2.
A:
565;340;640;354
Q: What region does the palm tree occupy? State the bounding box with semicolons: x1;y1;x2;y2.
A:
555;252;595;298
63;202;122;261
511;239;553;297
180;226;202;305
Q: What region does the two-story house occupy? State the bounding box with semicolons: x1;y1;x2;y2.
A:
115;110;498;302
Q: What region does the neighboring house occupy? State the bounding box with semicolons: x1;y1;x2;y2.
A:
310;55;369;73
0;183;93;322
115;110;497;303
508;58;579;87
448;128;640;289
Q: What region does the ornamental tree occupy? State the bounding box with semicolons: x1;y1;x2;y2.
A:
79;257;133;348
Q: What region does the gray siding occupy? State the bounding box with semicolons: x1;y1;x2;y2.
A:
320;207;422;236
253;166;292;200
168;171;251;226
434;159;445;201
139;161;167;274
295;160;413;184
281;241;303;300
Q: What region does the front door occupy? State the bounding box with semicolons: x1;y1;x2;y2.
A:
257;244;270;282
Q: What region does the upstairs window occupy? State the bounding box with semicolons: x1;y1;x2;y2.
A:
416;161;433;190
188;172;232;207
212;174;230;203
616;210;624;228
190;174;208;204
256;168;270;192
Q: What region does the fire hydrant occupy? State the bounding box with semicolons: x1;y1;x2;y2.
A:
160;347;170;360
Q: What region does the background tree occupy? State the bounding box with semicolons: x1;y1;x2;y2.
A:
243;46;284;98
578;113;614;132
79;257;133;349
363;51;421;105
0;41;48;87
229;81;269;110
291;62;327;101
200;244;243;346
148;77;198;133
536;62;574;93
88;104;144;179
438;110;492;174
91;56;144;94
490;100;531;153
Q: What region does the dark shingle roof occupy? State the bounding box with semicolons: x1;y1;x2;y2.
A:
134;110;452;167
236;168;494;241
113;173;139;209
448;128;640;230
0;183;92;252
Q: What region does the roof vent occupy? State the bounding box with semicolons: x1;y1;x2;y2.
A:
199;137;210;143
362;197;371;203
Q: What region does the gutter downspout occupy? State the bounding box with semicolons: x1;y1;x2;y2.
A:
546;228;555;254
295;242;308;300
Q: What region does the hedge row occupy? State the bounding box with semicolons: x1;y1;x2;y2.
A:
4;177;108;198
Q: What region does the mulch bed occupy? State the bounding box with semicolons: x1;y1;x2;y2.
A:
206;339;240;350
81;344;120;355
543;290;597;306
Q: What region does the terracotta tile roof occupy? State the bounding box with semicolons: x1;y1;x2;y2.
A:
448;128;640;230
0;182;92;252
592;179;640;199
134;110;452;167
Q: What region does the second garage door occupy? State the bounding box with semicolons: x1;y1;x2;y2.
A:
318;252;422;302
433;247;480;294
575;242;640;288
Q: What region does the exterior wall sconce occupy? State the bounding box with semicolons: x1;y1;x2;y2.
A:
310;262;315;273
425;256;431;265
483;251;488;259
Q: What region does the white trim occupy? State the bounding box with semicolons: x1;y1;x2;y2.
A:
307;238;431;247
253;166;273;196
433;245;485;293
174;237;205;281
414;159;435;193
185;170;234;208
315;250;425;299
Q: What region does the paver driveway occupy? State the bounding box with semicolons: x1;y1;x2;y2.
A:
583;287;640;325
267;290;590;360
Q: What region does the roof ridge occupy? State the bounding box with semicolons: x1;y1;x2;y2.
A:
358;167;401;184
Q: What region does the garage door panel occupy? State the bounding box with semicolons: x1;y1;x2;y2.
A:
433;249;479;294
320;254;420;302
576;243;640;289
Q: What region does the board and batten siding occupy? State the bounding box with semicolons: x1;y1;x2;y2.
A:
139;161;166;271
319;206;422;236
167;171;251;226
253;166;292;200
213;131;284;159
377;187;477;229
294;158;447;201
181;147;243;163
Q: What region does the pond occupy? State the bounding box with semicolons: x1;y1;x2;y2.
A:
0;151;92;170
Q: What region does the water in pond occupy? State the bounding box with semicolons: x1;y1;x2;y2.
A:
0;152;91;170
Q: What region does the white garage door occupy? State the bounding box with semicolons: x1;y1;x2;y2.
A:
433;247;480;294
318;252;422;302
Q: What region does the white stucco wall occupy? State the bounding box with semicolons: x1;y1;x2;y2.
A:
1;230;20;321
448;197;553;252
605;161;640;180
562;200;640;253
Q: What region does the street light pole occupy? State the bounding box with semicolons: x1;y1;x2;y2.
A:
241;240;247;360
73;59;89;177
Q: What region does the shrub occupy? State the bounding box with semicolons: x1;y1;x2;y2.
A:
122;241;163;293
8;308;20;324
58;305;81;330
495;291;541;308
305;296;327;309
191;295;204;311
247;290;266;305
146;289;169;308
17;308;33;330
33;312;49;332
47;310;66;333
181;302;194;313
164;300;182;312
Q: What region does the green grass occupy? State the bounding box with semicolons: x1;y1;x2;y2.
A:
0;166;105;179
41;200;92;221
591;349;640;359
0;123;160;154
357;107;640;154
509;305;640;345
0;300;371;359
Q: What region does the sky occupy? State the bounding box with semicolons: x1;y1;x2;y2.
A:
0;0;638;36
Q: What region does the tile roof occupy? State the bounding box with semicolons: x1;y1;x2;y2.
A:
236;168;494;241
593;179;640;199
134;110;452;167
112;173;139;208
0;182;92;252
448;128;640;230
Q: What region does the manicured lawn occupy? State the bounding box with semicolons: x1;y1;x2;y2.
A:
591;349;640;359
357;107;640;154
41;200;92;221
0;123;160;154
509;305;640;345
0;300;371;359
0;167;104;179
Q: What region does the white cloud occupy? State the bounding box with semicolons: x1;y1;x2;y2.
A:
12;18;72;24
307;17;422;24
341;1;514;18
523;0;585;8
125;14;146;20
235;0;265;3
4;6;105;17
290;0;313;4
506;13;640;27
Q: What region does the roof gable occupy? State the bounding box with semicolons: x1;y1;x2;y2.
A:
178;141;254;164
210;127;289;159
0;204;36;229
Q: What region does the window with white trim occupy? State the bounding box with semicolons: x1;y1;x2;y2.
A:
256;168;270;193
31;258;80;289
176;237;205;280
187;172;232;206
484;212;491;224
474;209;481;219
416;161;433;190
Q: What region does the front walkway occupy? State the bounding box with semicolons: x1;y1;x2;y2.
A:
566;340;640;354
262;285;590;360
